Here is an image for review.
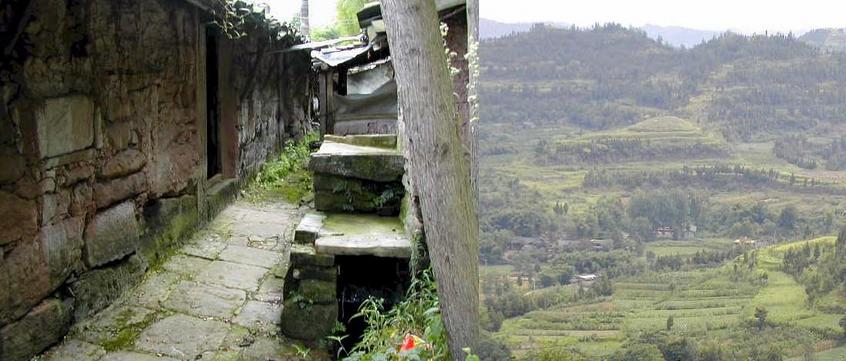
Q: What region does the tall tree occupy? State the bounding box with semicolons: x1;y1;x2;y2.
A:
336;0;367;35
381;0;480;358
299;0;310;37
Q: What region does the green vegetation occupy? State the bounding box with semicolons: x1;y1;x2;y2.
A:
246;133;317;203
478;24;846;360
341;270;450;360
484;237;845;360
99;309;160;352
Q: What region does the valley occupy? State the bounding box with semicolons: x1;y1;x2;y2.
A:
478;23;846;360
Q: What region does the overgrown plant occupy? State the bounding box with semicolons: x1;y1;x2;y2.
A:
246;133;318;202
342;270;452;361
211;0;303;43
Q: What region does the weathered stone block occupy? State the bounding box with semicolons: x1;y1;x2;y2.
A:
83;201;139;268
41;190;71;226
323;134;397;149
69;254;147;320
312;174;402;214
0;239;51;325
69;182;93;217
93;172;145;209
289;244;335;267
0;153;25;185
293;265;338;282
62;163;94;186
0;297;74;361
36;95;94;159
279;299;337;341
299;279;336;305
294;212;325;245
139;194;199;266
100;149;146;179
41;217;84;290
308;141;404;182
105;121;132;150
0;191;37;246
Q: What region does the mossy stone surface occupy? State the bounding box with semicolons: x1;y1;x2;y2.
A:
323;134;397;149
299;280;336;305
308;141;404;182
279;299;337;341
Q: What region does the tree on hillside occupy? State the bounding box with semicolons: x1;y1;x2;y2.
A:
336;0;367;35
610;343;665;361
755;306;768;330
666;315;674;331
381;0;480;359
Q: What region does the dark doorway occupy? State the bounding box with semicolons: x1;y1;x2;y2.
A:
335;256;411;357
205;26;221;178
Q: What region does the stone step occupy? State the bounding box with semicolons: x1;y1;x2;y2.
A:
323;134;397;149
294;212;410;258
307;140;403;182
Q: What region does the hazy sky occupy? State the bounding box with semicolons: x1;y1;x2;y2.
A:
481;0;846;34
265;0;338;28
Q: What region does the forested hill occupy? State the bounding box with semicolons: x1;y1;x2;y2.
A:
481;23;846;141
800;28;846;52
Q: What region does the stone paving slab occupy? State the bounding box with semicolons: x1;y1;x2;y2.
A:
100;351;180;361
161;254;212;276
162;281;246;319
197;260;268;291
181;237;227;260
219;244;282;268
233;300;283;334
135;314;229;359
36;199;309;360
72;305;157;345
125;271;180;309
254;276;285;303
39;339;106;361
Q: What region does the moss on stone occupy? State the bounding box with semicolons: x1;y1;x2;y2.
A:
321;213;404;236
99;309;158;352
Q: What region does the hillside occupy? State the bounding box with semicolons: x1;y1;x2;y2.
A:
480;19;725;47
491;237;845;360
479;23;846;360
800;28;846;52
641;24;722;47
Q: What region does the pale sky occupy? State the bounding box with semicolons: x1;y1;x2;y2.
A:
264;0;338;28
481;0;846;34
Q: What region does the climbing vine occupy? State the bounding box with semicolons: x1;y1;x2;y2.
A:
210;0;303;43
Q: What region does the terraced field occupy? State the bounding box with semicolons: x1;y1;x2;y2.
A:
494;238;845;359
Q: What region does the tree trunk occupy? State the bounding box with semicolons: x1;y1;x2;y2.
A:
467;0;479;203
300;0;310;37
381;0;479;359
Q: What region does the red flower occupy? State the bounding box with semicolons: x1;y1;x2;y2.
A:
400;334;416;351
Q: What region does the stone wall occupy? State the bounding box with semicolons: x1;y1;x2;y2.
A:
0;1;312;359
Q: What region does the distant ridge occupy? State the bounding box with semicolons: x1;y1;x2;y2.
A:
641;24;722;48
481;18;723;47
799;28;846;52
480;18;569;39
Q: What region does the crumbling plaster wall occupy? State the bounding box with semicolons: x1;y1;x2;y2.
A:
0;0;312;359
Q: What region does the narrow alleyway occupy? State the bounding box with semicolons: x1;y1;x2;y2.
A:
37;198;310;361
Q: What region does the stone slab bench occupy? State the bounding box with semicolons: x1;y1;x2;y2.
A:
307;140;404;182
294;212;410;258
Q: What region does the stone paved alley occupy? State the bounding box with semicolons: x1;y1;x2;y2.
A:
36;198;310;361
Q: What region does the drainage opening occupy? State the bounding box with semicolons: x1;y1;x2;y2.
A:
335;255;411;357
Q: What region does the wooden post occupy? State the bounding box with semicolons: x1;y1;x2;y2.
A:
381;0;480;358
